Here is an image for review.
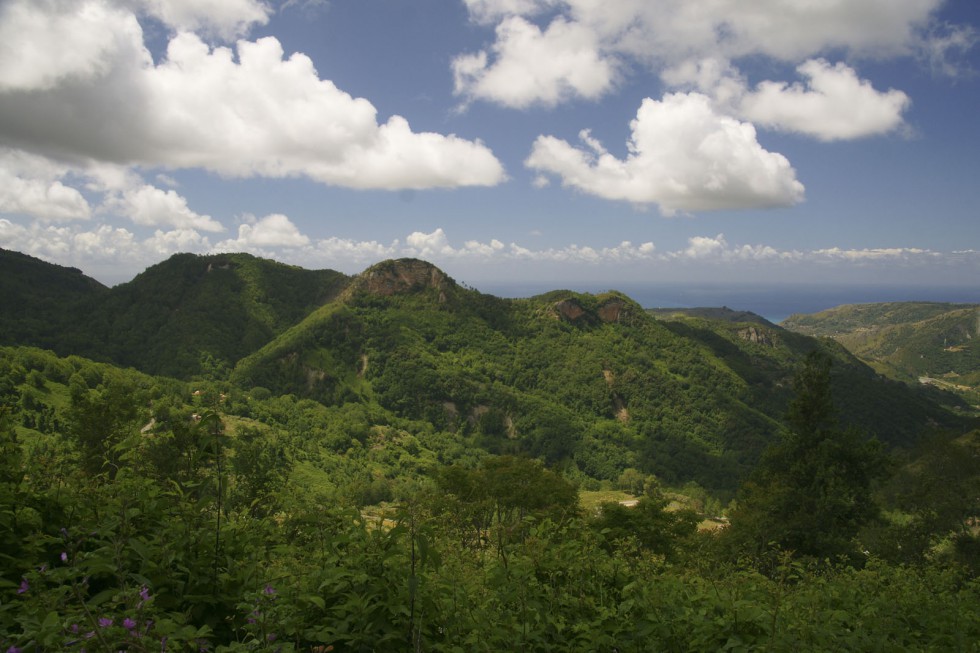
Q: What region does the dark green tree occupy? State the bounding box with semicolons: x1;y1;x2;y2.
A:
730;351;887;561
66;379;141;478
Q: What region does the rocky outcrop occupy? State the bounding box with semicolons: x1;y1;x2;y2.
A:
347;259;454;301
737;326;775;347
553;295;633;324
597;297;627;323
554;299;587;322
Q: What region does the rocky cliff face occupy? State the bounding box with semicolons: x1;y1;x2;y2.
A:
737;326;776;347
554;296;632;324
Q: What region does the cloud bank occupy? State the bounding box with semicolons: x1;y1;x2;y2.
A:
456;0;960;210
0;0;505;234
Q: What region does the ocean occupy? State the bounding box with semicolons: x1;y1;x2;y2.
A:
478;283;980;325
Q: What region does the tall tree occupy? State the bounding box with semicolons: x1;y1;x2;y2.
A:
730;351;887;561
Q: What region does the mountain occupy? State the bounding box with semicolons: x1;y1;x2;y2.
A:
2;250;971;490
0;248;107;349
782;302;979;403
77;253;350;377
232;259;968;489
0;250;350;378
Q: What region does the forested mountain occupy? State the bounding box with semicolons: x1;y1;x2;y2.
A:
0;250;350;377
0;248;107;349
783;301;979;402
0;253;970;489
2;251;978;651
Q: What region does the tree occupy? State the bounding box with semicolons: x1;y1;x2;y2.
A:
729;351;887;561
66;379;142;478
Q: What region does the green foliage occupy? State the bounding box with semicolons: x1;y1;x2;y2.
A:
1;344;979;652
729;352;889;561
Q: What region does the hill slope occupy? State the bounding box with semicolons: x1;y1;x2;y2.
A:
0;250;351;378
234;259;968;489
0;248;108;349
783;302;979;402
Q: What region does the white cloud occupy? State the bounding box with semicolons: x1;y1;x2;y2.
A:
525;93;805;213
812;246;938;261
310;236;396;263
669;234;799;262
738;60;911;140
918;22;979;77
216;214;310;250
106;184;223;232
401;229;656;264
0;150;92;221
461;0;554;24
0;218;212;279
137;0;272;41
404;228;459;258
0;0;144;92
460;0;948;96
453;16;618;108
0;0;506;191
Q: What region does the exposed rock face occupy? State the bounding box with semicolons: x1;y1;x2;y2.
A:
597;298;627;323
349;259;452;301
554;296;631;324
554;299;587;321
738;326;775;347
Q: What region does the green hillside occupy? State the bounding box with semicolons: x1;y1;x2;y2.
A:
1;251;351;378
0;248;108;349
78;252;350;377
233;259;966;490
783;302;980;403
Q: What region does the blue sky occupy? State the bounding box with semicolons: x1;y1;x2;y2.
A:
0;0;978;293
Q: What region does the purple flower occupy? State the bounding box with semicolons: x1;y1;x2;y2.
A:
123;618;137;630
16;578;28;594
71;624;80;634
139;585;151;603
7;646;22;653
61;552;68;563
262;584;276;596
267;633;277;642
98;617;113;628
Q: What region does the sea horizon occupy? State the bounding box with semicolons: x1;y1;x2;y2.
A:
477;282;980;325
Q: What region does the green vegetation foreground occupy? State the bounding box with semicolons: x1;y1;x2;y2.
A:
1;349;978;651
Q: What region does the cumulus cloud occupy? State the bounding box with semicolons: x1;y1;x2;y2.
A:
105;184;223;232
525;93;805;213
216;214;310;250
0;218;212;279
0;0;505;191
453;16;618;108
738;60;911;140
310;236;396;263
137;0;272;41
669;234;799;262
0;0;143;93
462;0;945;69
0;150;92;221
400;229;656;264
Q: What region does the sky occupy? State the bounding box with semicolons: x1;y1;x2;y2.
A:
0;0;978;296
